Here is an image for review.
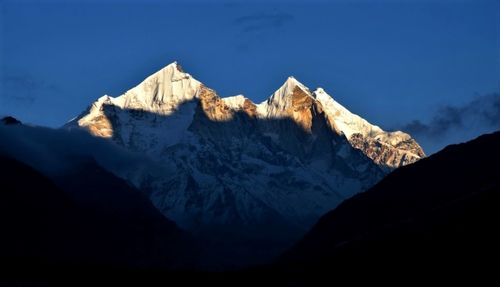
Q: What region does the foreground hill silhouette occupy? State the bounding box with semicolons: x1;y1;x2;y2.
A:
280;131;500;275
0;154;198;276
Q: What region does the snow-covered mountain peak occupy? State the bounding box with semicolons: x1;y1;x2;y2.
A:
70;62;425;169
114;61;201;112
312;87;425;168
69;62;202;138
312;87;374;138
131;61;192;86
283;76;309;94
256;76;314;117
274;76;311;99
253;77;325;134
285;76;302;85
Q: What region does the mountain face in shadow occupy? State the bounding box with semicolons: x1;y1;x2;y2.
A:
64;62;425;267
0;150;198;274
280;131;500;273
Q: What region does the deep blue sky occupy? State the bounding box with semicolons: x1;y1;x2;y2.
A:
1;0;499;153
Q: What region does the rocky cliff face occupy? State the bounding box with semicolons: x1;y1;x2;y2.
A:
66;62;424;265
349;132;425;169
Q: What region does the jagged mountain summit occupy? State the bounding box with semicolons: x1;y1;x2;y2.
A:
74;62;424;168
313;88;425;168
67;62;424;264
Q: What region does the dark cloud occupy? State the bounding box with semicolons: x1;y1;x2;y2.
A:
231;11;294;52
233;12;295;34
1;73;60;104
401;93;500;140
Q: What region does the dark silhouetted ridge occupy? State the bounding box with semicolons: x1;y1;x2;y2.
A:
280;131;500;275
0;153;199;278
1;116;21;125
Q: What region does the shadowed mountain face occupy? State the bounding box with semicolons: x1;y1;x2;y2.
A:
89;100;385;268
65;62;424;267
280;131;500;273
0;152;198;274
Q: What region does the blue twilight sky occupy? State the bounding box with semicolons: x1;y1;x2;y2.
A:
0;0;499;154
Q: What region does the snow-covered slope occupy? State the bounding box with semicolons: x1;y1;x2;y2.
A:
66;62;424;265
313;88;425;168
252;78;424;168
256;77;311;118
